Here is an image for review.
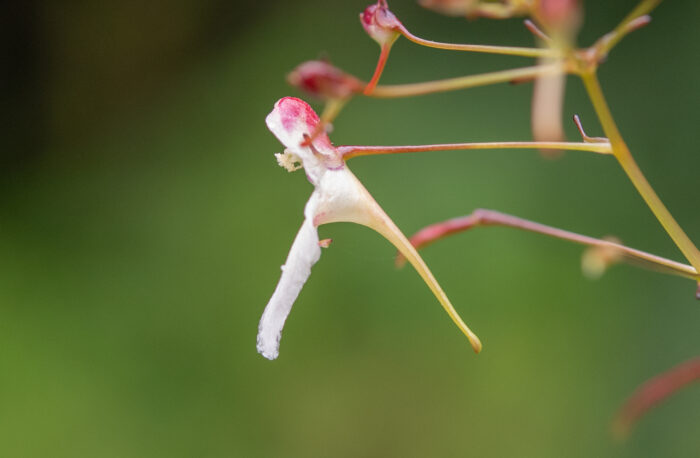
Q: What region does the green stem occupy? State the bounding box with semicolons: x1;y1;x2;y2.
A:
619;0;663;32
581;71;700;271
596;0;663;56
369;64;563;98
399;26;559;58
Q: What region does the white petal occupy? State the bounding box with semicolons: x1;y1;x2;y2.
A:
257;193;322;360
314;167;483;353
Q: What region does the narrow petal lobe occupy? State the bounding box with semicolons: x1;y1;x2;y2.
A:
257;195;322;360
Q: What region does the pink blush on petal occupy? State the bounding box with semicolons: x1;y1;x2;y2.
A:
277;97;303;131
276;97;322;134
362;6;376;27
272;96;335;151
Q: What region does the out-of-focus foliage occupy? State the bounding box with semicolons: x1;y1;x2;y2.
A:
0;1;698;457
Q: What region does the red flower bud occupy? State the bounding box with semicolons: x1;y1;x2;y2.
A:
287;61;363;100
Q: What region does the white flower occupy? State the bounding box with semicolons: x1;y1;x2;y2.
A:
257;97;481;360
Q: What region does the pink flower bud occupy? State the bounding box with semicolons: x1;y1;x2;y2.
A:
360;0;402;47
287;61;363;100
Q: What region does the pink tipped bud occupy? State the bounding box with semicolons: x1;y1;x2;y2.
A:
360;0;402;47
287;61;363;100
536;0;582;33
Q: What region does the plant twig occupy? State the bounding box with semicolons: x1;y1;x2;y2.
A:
398;24;559;58
580;72;700;272
396;209;699;281
339;140;611;160
369;64;564;98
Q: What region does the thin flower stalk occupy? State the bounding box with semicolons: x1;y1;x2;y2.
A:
370;63;565;98
364;45;393;94
580;72;700;272
397;25;560;58
396;209;699;282
591;15;651;60
599;0;662;56
338;140;611;160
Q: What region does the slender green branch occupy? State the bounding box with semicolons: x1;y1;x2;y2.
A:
618;0;663;33
595;0;662;57
369;64;564;98
581;71;700;271
398;25;560;58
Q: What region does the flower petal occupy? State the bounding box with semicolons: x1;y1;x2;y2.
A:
314;167;482;353
257;193;322;360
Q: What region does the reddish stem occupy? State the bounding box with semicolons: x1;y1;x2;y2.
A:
364;44;391;95
396;209;698;281
613;357;700;439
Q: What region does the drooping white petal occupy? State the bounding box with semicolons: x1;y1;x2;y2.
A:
257;193;322;360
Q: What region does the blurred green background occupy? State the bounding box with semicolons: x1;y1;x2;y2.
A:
1;1;698;456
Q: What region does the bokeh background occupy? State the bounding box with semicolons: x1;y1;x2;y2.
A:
1;1;698;457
